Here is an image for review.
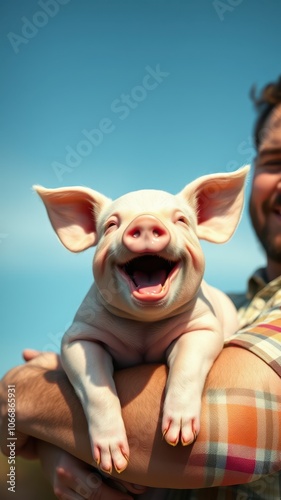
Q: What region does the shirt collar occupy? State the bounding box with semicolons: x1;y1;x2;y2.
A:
247;268;268;299
247;267;281;299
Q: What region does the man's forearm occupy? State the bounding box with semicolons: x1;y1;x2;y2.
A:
0;361;92;462
1;347;281;488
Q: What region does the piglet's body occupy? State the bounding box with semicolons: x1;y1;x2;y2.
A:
34;165;249;475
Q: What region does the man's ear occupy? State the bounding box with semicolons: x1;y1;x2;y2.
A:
33;185;111;252
178;165;250;243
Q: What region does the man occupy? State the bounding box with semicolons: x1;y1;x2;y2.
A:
1;77;281;499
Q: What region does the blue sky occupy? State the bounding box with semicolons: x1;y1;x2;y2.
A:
1;0;281;377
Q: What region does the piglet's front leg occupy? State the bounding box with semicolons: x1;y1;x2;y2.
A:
162;328;223;447
61;336;129;474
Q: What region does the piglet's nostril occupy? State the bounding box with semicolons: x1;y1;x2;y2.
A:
132;230;141;238
152;228;164;238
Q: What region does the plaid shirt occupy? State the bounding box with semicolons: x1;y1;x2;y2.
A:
145;270;281;500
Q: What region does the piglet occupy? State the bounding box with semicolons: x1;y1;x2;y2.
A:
34;164;249;475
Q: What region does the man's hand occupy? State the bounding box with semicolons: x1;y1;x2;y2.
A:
38;440;147;500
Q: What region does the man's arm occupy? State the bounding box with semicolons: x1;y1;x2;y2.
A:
1;344;280;489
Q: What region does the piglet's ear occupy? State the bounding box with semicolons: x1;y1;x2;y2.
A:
178;165;250;243
33;185;111;252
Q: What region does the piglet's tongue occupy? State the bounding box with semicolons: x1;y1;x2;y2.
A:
133;270;166;294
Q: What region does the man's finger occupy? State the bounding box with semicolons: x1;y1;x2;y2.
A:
22;348;42;362
22;350;62;370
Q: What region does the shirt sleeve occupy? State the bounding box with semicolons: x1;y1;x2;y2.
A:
224;318;281;377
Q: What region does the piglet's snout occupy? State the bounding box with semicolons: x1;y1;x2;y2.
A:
122;215;171;253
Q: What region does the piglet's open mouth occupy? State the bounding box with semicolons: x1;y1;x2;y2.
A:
118;255;180;301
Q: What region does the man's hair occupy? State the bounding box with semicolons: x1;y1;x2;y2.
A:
251;75;281;149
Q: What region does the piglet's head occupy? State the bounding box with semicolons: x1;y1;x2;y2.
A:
34;165;249;320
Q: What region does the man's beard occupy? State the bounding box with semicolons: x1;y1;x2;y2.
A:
249;197;281;263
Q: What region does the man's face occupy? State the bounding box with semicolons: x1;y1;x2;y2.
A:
249;104;281;262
